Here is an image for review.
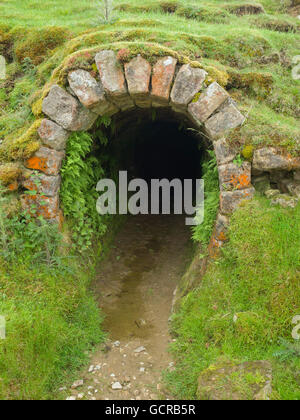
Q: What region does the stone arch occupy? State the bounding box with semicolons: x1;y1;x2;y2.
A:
22;50;256;249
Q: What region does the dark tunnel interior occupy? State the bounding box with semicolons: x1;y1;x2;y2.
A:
108;109;203;183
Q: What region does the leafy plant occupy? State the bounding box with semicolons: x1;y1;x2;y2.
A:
21;57;37;77
60;130;109;253
233;153;244;168
0;183;64;266
273;338;300;361
192;150;219;245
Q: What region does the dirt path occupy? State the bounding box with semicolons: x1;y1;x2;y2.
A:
64;215;192;401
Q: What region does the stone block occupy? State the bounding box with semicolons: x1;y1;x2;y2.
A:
125;55;152;108
151;56;177;107
38;119;69;151
25;147;65;176
21;194;59;220
95;50;134;111
170;64;207;109
205;102;245;140
68;69;118;116
42;85;97;131
220;187;255;214
213;138;236;166
23;173;61;197
218;162;251;191
253;147;300;172
188;82;228;123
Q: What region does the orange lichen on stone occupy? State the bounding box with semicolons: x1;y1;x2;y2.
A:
26;156;48;173
216;231;227;242
8;181;18;192
21;194;59;219
230;173;251;190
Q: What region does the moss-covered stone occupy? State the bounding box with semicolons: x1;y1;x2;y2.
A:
0;119;42;161
0;162;22;185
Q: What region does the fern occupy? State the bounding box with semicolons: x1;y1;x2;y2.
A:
60;131;108;253
192;150;220;245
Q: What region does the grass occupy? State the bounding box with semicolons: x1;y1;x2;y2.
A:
0;0;299;154
0;258;104;400
167;196;300;400
0;0;299;401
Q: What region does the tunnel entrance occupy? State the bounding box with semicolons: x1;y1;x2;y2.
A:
94;108;204;218
92;109;201;346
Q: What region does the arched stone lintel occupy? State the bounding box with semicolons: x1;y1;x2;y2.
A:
22;50;255;240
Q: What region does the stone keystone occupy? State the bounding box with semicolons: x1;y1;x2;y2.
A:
42;85;97;131
95;50;134;111
188;82;229;124
252;147;300;172
220;187;255;215
124;55;152;108
25;147;65;176
204;101;245;140
151;56;177;107
68;69;118;117
38;119;69;151
23;173;61;197
170;64;207;109
218;162;251;191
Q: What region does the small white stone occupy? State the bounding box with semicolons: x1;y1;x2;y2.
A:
112;382;123;390
71;379;83;389
110;373;115;377
140;367;145;372
113;340;120;347
134;346;146;353
88;386;94;390
77;393;84;399
88;365;94;373
66;396;76;400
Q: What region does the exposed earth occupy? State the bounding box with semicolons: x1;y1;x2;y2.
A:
62;214;192;400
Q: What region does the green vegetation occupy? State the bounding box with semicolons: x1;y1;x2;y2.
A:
60;130;107;253
0;186;104;399
192;151;220;245
0;0;299;400
0;0;299;160
167;197;300;400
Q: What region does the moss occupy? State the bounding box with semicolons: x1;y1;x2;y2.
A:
253;17;299;33
205;66;229;87
226;3;265;16
177;5;230;23
228;71;273;97
242;145;255;160
0;119;42;161
0;162;22;185
14;26;70;65
0;25;13;61
159;1;179;14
